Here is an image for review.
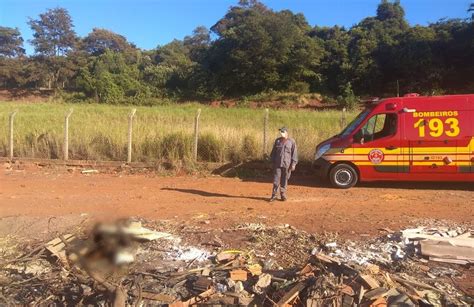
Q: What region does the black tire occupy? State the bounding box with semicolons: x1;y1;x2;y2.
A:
329;163;358;189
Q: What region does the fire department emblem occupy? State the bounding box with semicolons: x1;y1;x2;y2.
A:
368;149;384;164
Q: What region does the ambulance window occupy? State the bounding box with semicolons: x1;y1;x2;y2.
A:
357;113;397;142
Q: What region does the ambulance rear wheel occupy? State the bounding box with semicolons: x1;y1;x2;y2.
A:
329;164;358;189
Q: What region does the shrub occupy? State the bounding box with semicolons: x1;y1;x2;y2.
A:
229;134;259;162
241;135;259;160
337;82;359;110
288;81;310;94
88;133;125;160
198;133;225;162
24;132;61;159
140;136;161;161
159;132;193;161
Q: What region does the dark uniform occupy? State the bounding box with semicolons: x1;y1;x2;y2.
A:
270;136;298;200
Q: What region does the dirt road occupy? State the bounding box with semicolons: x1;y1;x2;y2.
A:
1;165;472;238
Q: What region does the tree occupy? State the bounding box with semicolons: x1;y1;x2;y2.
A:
376;0;405;22
82;28;136;55
378;26;439;94
311;26;350;95
28;7;77;56
77;50;150;103
429;19;474;93
1;0;474;101
150;40;195;96
0;27;25;57
208;1;323;96
184;26;211;62
27;7;77;89
346;0;409;95
183;27;214;98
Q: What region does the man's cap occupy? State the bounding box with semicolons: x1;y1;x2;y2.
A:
279;127;288;133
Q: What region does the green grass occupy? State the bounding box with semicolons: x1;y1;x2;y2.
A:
0;102;357;163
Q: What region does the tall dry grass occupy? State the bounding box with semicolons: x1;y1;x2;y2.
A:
0;102;356;163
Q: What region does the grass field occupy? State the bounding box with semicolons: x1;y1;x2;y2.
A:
0;102;357;164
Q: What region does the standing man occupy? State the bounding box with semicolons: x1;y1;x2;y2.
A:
269;127;298;202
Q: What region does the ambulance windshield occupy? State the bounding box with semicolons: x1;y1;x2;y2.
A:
339;108;372;137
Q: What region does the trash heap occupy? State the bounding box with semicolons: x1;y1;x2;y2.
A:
0;219;472;306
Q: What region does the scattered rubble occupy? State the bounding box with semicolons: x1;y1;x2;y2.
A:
0;219;472;306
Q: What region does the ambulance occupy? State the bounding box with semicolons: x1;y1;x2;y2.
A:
314;94;474;188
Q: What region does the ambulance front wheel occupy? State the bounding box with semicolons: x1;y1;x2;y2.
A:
329;163;358;189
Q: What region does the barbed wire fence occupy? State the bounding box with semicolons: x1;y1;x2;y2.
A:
3;108;349;164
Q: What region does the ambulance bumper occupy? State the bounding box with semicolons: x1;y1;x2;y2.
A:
313;158;331;179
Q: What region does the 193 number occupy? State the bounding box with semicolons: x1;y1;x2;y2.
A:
414;117;460;138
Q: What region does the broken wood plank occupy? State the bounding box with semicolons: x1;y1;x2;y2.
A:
45;234;75;266
276;281;307;307
364;287;389;300
169;287;216;307
391;275;443;293
298;263;315;276
313;253;341;265
193;277;213;291
185;287;216;306
340;284;355;296
369;296;387;307
133;291;175;303
359;274;380;290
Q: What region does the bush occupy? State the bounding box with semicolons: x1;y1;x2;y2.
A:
241;135;259;160
198;133;225;162
88;133;125;160
159;132;193;161
140;137;161;161
229;134;260;162
288;81;310;94
337;82;359;110
58;91;89;103
24;132;61;159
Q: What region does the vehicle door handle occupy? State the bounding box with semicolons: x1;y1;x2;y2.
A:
385;146;398;150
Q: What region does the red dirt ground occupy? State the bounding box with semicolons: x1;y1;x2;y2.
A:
1;164;472;239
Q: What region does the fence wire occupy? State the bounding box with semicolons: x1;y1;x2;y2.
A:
1;106;352;164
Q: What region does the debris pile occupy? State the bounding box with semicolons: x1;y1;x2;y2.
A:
0;220;472;306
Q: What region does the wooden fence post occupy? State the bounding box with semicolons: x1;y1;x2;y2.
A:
63;108;73;161
263;108;269;157
8;111;17;161
193;108;201;162
127;108;137;163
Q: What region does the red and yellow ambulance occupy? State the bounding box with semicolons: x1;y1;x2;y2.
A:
314;94;474;188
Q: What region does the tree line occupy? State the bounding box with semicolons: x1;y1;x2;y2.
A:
0;0;473;105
